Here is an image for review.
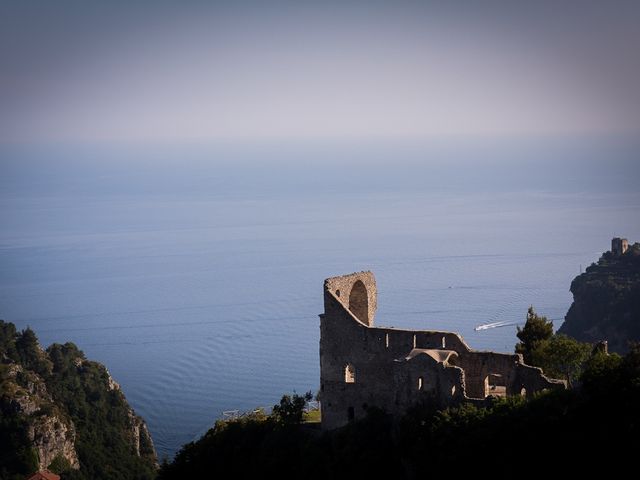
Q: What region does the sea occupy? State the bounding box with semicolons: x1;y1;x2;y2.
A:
1;138;639;458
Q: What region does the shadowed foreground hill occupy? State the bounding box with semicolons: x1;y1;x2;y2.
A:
0;321;157;480
159;346;640;479
560;242;640;353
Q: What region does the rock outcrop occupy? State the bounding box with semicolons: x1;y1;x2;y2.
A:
28;414;79;471
559;242;640;353
1;356;80;472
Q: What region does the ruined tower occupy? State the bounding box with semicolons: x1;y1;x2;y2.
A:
611;237;629;256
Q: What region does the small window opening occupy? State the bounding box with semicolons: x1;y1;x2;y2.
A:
413;334;417;348
484;374;507;398
418;376;424;391
336;289;341;297
451;385;456;396
345;364;356;383
441;336;446;348
385;333;389;348
520;387;527;397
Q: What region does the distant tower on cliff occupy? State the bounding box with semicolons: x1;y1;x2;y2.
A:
611;237;629;256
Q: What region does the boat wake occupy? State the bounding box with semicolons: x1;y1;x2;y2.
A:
474;320;521;331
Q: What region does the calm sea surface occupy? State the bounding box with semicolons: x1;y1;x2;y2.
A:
1;144;639;457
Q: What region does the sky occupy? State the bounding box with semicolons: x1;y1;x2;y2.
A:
1;0;640;145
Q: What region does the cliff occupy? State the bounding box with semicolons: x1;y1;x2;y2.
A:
559;242;640;353
2;362;80;473
0;321;157;480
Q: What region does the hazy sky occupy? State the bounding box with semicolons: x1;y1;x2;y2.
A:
1;1;639;144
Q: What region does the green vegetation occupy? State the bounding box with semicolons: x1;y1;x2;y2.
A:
0;321;157;480
517;306;592;386
47;344;157;480
303;408;321;423
48;455;72;475
559;242;640;352
158;391;319;479
529;333;592;386
0;412;39;479
15;327;52;376
515;306;553;364
272;391;313;425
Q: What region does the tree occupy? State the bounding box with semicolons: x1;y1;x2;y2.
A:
515;306;553;364
0;320;18;362
530;334;592;387
15;328;50;376
271;391;313;425
580;348;622;393
15;328;38;363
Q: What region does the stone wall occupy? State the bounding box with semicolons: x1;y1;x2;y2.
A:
324;271;377;326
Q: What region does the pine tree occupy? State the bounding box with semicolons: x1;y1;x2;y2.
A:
515;306;553;364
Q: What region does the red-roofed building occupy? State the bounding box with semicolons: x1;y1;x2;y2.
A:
27;471;60;480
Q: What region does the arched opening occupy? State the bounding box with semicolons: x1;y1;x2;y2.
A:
451;385;456;396
520;387;527;397
484;374;507;398
344;364;356;383
348;280;369;324
385;333;389;348
418;376;424;391
335;289;341;297
441;336;446;348
413;334;417;348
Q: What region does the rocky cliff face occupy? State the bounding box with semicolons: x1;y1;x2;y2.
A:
28;413;79;471
0;321;157;479
128;410;156;459
104;366;157;463
2;358;80;472
559;242;640;353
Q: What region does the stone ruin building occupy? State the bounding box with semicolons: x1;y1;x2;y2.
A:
319;271;566;429
611;237;629;256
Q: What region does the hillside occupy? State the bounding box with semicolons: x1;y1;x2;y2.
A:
158;346;640;478
0;321;157;480
559;242;640;353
